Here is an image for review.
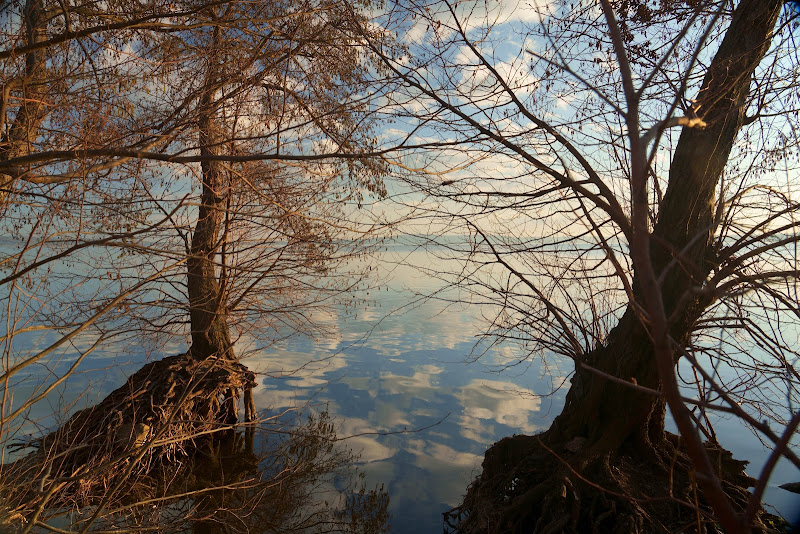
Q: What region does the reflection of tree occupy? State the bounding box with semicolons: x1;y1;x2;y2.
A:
3;405;389;533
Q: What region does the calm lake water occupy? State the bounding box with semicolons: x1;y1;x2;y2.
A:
244;245;572;532
4;242;799;530
243;245;800;530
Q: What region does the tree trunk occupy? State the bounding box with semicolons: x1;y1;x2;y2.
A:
551;308;665;452
553;0;782;455
0;0;48;208
187;110;232;360
187;25;233;362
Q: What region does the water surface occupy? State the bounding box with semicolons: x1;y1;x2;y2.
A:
242;246;800;531
4;244;798;531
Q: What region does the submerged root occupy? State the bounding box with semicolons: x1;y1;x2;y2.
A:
6;353;256;508
445;431;787;534
3;408;391;533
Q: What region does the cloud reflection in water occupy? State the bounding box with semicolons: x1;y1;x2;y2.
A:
245;249;557;533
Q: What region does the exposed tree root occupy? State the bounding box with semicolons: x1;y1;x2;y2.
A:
445;431;789;534
3;400;391;533
6;353;256;508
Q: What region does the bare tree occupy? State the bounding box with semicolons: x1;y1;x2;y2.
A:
369;0;800;531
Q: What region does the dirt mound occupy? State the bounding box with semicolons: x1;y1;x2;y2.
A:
445;431;788;534
8;354;256;506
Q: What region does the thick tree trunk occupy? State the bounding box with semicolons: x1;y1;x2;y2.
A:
187;27;233;362
187;101;232;360
552;0;782;452
551;308;664;452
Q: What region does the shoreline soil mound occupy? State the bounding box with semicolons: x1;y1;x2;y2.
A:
445;431;788;534
7;354;257;507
